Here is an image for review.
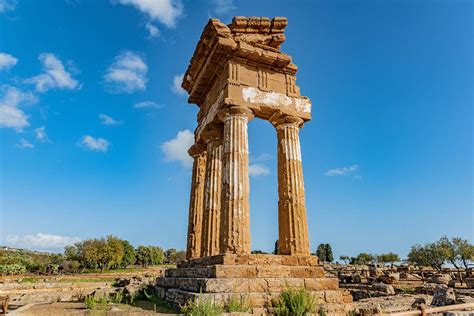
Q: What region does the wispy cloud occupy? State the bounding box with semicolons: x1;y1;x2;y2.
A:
26;53;80;93
79;135;110;152
249;163;270;177
161;129;194;168
145;22;160;38
6;233;81;251
0;52;18;70
104;51;147;93
253;153;272;162
115;0;183;28
0;0;16;13
171;73;185;95
17;138;34;149
326;164;359;176
213;0;235;15
99;113;121;126
0;85;38;131
34;126;51;142
133;100;163;109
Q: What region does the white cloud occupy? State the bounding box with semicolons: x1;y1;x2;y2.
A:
26;53;80;93
0;105;29;131
99;113;121;126
326;164;359;176
115;0;183;28
171;73;185;95
249;163;270;177
253;153;272;162
17;138;34;149
6;233;81;251
0;0;16;13
213;0;235;15
34;126;50;142
0;86;37;131
161;129;193;168
104;51;148;93
145;22;160;38
0;52;18;70
79;135;110;152
133;100;163;109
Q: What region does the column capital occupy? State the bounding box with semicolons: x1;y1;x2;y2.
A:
269;112;304;130
201;125;224;143
188;142;207;158
217;106;254;123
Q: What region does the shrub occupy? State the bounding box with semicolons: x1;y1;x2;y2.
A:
84;295;96;309
181;297;223;316
84;294;108;310
272;287;317;316
226;296;250;313
111;290;124;303
398;286;416;294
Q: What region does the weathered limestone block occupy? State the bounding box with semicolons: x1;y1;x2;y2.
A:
215;265;258;278
431;286;456;306
186;144;207;260
304;278;339;291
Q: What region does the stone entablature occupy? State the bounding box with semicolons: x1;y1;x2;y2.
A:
182;17;311;144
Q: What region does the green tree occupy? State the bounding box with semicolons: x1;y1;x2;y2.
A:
105;235;125;269
165;248;178;263
150;246;165;265
316;244;334;263
136;246;165;266
121;240;136;268
339;255;350;264
351;253;375;265
136;246;152;267
274;240;279;255
437;236;474;269
377;252;400;265
407;243;445;271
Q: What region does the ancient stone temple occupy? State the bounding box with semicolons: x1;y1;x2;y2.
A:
156;17;353;314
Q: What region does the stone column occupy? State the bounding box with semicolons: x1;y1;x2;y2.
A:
201;128;224;257
218;106;254;255
271;114;310;256
186;144;207;260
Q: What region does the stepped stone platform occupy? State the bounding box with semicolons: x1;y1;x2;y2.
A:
155;254;354;315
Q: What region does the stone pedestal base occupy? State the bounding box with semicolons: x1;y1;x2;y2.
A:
155;254;354;315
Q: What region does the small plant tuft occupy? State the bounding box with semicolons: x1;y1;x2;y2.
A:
111;290;124;303
84;295;96;309
226;296;250;313
318;305;327;316
399;286;416;294
181;297;223;316
84;294;108;310
272;286;317;316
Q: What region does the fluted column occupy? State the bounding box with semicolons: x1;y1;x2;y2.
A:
271;114;310;256
218;106;254;255
201;128;224;257
186;144;207;260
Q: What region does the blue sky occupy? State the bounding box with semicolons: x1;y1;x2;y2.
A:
0;0;472;259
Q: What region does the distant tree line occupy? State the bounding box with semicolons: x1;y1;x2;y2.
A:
336;236;473;270
64;235;186;272
0;235;186;275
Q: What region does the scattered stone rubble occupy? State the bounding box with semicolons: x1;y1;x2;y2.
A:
0;271;163;307
326;264;474;312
